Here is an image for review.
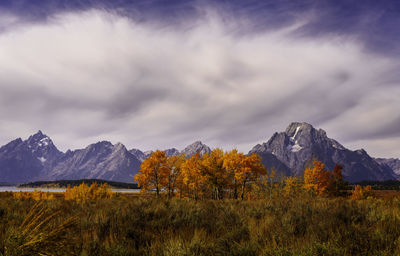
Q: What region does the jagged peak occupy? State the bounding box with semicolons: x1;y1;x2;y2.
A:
285;122;313;134
114;142;124;147
183;140;209;150
113;142;128;151
97;140;113;145
26;130;54;149
164;148;180;156
130;148;143;153
182;140;211;157
189;140;205;146
285;122;328;138
28;130;49;140
87;141;113;150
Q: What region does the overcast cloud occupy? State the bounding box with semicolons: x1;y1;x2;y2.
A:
0;7;399;158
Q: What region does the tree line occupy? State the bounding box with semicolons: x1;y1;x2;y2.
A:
134;149;346;200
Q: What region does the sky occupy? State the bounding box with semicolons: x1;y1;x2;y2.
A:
0;0;399;158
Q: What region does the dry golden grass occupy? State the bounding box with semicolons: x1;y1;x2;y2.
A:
1;188;400;255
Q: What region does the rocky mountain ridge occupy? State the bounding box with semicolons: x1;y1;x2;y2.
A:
0;131;213;183
249;122;397;182
0;124;398;183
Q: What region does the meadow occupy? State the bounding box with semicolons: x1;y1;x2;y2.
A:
1;189;400;256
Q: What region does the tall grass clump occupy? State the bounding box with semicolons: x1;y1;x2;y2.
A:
1;201;78;256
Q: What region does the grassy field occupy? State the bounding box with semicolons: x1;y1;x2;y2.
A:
1;191;400;256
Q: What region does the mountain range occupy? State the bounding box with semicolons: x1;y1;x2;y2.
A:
0;123;398;183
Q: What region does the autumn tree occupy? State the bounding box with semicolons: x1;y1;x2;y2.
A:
134;150;169;197
235;153;266;200
303;159;344;196
163;153;185;199
201;148;229;200
180;152;206;200
283;176;302;197
222;149;243;199
332;164;345;194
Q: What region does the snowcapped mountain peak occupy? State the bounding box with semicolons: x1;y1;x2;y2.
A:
26;130;54;148
250;122;397;182
285;122;312;134
25;131;59;157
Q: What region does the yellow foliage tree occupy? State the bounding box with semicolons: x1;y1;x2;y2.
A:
180;152;206;200
235;153;266;200
201;148;228;200
303;160;344;196
303;160;326;194
134;150;169;197
222;149;243;199
283;176;302;197
163;154;185;198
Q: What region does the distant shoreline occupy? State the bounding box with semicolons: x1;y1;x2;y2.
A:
16;179;139;189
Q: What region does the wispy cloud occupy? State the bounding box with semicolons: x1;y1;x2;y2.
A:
0;8;399;157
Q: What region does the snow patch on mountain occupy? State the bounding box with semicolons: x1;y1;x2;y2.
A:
38;157;46;163
287;126;303;152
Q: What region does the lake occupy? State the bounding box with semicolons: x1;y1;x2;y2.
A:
0;186;141;193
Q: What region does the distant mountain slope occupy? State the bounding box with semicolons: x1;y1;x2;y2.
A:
248;146;291;176
129;147;180;162
250;122;396;182
129;148;148;162
375;158;400;175
130;142;208;162
50;141;141;182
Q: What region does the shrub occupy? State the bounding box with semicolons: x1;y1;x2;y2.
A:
13;190;55;201
351;185;373;200
64;182;114;202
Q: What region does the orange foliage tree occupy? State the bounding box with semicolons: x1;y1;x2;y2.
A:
222;149;243;199
135;150;169;197
303;160;344;196
234;153;266;200
163;154;185;198
201;148;229;200
180;152;206;200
